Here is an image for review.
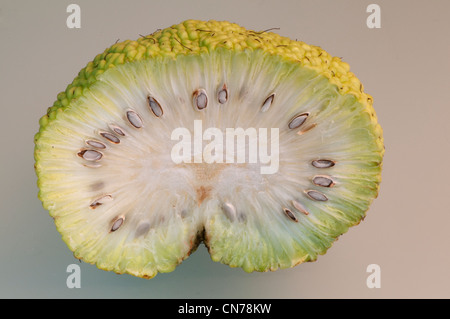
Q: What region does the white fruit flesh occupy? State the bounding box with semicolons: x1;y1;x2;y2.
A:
36;49;382;277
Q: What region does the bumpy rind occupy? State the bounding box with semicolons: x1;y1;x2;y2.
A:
34;19;383;156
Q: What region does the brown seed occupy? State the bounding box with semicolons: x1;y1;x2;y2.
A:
148;95;163;117
109;124;126;136
89;194;113;209
283;208;298;222
288;113;309;129
86;140;106;149
126;110;143;128
261;93;275;112
312;175;335;187
111;216;124;232
222;202;237;222
218;84;228;104
193;88;208;110
100;132;120;144
306;190;328;201
312;159;335;168
77;149;102;161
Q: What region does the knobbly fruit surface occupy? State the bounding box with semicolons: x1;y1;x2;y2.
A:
34;19;384;278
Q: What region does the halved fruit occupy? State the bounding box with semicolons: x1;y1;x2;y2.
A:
34;19;384;278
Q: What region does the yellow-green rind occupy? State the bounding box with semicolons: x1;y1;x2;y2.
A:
35;19;384;276
34;19;383;152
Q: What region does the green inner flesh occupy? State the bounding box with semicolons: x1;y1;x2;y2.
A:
35;48;382;278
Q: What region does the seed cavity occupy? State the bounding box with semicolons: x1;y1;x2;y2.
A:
148;95;163;117
193;88;208;110
218;84;228;104
83;163;102;168
90;181;105;191
292;200;309;215
178;209;188;219
109;124;126;136
89;194;113;209
297;123;317;135
126;110;143;128
86;139;106;149
135;221;151;238
111;216;125;232
283;208;298;222
288;113;309;129
313;175;335;188
312;159;336;168
261;93;275;112
222;202;237;222
77;149;102;161
100;132;120;144
306;190;328;201
237;212;247;223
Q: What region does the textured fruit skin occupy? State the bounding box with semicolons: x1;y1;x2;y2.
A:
34;19;383;154
34;20;384;277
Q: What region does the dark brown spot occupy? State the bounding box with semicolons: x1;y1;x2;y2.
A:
283;208;298;222
196;186;212;205
89;195;112;209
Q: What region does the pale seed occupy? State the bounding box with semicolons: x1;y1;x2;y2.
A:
218;84;228;104
306;190;328;201
148;95;163;117
78;149;102;161
312;175;335;187
193;88;208;110
111;216;124;232
100;132;120;144
86;140;106;149
126;110;143;128
283;208;298;222
222;202;237;222
261;93;275;112
312;159;335;168
288;113;309;129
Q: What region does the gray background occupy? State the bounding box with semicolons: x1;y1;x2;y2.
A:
1;0;449;298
